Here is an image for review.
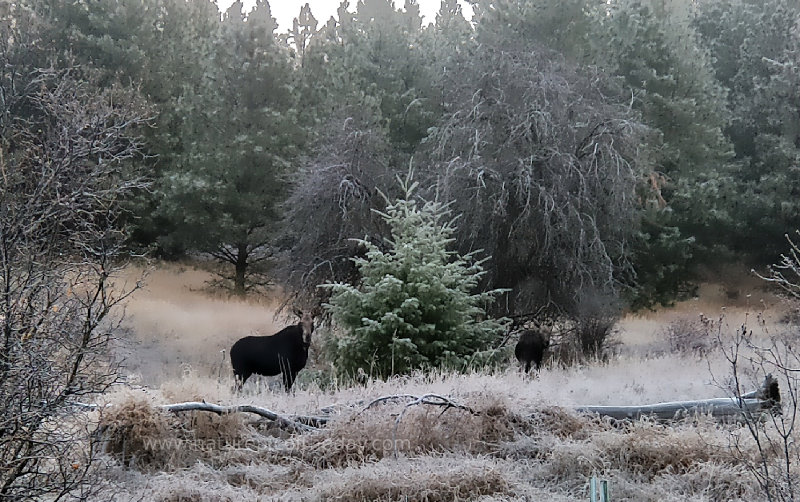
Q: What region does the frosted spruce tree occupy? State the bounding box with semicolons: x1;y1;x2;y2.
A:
321;173;509;379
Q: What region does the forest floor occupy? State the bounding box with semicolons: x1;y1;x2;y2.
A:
92;261;798;501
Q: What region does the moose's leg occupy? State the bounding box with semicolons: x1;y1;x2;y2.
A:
283;371;297;392
524;361;532;373
234;371;251;391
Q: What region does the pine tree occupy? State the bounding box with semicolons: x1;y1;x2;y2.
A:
157;0;307;294
695;0;800;263
321;173;508;379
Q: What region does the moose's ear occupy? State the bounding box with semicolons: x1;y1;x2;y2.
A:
311;305;323;318
292;307;303;318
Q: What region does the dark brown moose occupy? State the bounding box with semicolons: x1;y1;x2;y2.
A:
515;329;550;373
230;309;316;391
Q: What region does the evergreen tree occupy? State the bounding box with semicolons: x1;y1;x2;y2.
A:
322;174;508;379
281;0;663;315
35;0;221;250
695;0;800;263
589;0;737;303
157;0;306;294
277;0;440;299
470;0;596;62
319;0;438;153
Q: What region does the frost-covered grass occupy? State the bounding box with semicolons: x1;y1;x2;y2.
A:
98;371;770;501
94;263;793;501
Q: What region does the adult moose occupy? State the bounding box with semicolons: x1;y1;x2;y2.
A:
230;308;317;392
515;328;550;373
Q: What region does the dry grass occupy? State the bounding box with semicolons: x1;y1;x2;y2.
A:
312;457;512;502
117;262;286;384
84;263;799;501
661;314;721;356
97;392;255;472
592;419;728;479
268;395;518;469
94;380;781;500
98;395;184;470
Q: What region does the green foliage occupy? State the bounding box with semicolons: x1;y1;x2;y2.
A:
155;1;308;293
695;0;800;262
628;219;696;310
321;174;509;379
470;0;596;62
37;0;222;250
305;0;439;154
594;0;737;273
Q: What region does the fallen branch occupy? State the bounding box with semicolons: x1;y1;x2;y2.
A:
361;394;423;413
158;393;474;433
576;375;781;422
161;402;317;432
290;414;331;427
89;376;779;439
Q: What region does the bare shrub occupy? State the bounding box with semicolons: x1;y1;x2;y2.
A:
276;114;391;306
572;289;623;359
714;320;800;502
662;314;721;356
544;290;622;365
0;7;150;497
758;231;800;300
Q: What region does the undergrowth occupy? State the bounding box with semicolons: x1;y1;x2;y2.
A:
94;388;773;501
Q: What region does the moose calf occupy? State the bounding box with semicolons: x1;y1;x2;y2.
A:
230;309;316;392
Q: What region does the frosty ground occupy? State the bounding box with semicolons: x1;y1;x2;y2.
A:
93;263;794;501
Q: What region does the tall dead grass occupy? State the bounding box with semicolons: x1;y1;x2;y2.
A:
94;383;775;501
117;262;285;383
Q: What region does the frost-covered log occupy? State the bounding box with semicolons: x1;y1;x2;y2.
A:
576;375;781;422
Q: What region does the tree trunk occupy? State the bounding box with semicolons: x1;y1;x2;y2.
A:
234;242;248;296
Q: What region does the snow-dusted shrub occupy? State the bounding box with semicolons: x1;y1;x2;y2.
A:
321;174;509;379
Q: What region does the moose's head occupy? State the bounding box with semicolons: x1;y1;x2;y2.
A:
293;307;319;346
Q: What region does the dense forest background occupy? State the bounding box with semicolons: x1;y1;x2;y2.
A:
5;0;799;318
4;2;800;497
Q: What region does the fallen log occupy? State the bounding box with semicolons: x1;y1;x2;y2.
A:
576;374;781;422
91;376;782;434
